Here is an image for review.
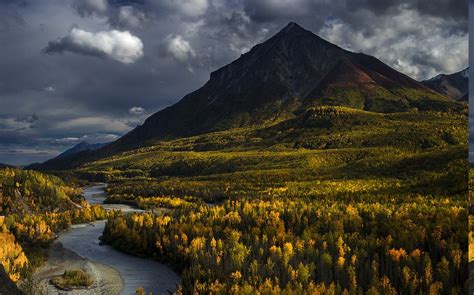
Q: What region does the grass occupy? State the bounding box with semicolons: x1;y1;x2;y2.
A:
50;269;94;290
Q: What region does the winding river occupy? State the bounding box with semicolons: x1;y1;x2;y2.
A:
55;184;180;294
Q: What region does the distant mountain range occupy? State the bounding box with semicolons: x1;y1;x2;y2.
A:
55;141;109;159
28;141;109;170
422;68;468;101
32;22;464;170
0;163;15;168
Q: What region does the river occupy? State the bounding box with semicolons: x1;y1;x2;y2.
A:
51;184;181;294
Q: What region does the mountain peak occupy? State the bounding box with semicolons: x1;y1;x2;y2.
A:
68;22;453;157
282;22;304;32
273;21;314;39
422;67;469;100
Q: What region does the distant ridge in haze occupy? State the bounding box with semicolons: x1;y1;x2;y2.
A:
55;141;109;160
0;163;15;168
422;68;468;101
28;141;109;170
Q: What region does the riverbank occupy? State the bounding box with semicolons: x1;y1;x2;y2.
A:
31;184;180;295
32;241;123;295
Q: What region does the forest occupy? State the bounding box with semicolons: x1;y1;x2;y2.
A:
90;106;468;294
102;195;467;294
0;105;468;294
0;168;107;286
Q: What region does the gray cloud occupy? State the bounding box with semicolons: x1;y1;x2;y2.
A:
43;27;144;63
43;85;56;92
318;9;468;79
159;34;198;71
15;114;39;124
53;137;81;145
148;0;209;18
128;106;145;115
73;0;108;17
244;0;467;24
73;0;148;29
109;5;146;28
0;148;58;166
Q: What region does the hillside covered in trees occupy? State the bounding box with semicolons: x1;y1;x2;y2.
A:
20;22;468;294
77;103;469;294
0;168;107;293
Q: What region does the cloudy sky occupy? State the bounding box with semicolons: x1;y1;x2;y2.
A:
0;0;468;165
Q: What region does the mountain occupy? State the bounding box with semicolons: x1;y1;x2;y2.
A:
32;22;462;170
102;22;453;154
0;163;14;168
28;141;109;171
55;141;109;159
422;68;468;101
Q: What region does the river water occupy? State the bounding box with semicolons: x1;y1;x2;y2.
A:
57;184;181;295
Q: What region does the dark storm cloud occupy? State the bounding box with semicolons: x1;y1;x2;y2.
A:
0;0;468;165
0;8;27;32
244;0;467;24
73;0;148;28
15;114;39;124
73;0;108;17
348;0;467;19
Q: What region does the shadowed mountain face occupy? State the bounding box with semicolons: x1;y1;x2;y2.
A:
422;68;468;100
105;22;450;153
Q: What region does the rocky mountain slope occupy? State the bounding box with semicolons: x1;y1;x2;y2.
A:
422;68;468;100
104;22;452;153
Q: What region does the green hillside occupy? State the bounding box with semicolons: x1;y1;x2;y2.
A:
75;106;466;203
88;104;468;293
